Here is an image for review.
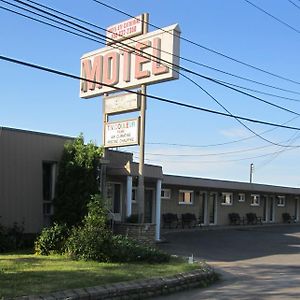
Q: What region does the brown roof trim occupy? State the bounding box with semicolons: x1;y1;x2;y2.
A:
163;174;300;195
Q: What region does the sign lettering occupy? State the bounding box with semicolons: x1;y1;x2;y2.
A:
80;24;181;98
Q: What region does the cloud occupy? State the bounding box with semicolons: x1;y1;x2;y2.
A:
219;127;250;139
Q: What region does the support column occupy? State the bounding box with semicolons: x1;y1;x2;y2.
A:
296;198;300;222
203;192;209;226
126;176;133;217
155;179;162;241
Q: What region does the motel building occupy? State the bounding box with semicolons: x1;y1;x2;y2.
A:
1;126;300;242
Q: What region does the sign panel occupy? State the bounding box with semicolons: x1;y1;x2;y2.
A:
104;118;140;148
80;24;181;98
104;92;141;115
106;14;144;45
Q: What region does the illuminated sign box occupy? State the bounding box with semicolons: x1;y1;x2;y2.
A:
106;14;144;45
104;92;141;115
80;24;181;98
104;118;140;148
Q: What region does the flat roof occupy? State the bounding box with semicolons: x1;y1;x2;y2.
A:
163;174;300;195
0;126;75;140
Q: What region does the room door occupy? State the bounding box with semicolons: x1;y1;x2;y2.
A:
145;189;154;223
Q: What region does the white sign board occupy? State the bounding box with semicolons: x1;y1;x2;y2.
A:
106;14;144;45
80;24;181;98
104;118;140;148
104;92;141;115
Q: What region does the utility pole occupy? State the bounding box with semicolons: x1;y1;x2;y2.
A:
250;163;254;183
137;13;149;224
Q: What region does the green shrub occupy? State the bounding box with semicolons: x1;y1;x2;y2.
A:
65;194;170;263
35;223;69;255
65;194;112;261
0;220;25;253
110;235;170;263
66;226;112;261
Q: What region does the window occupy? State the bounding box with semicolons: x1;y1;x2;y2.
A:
179;190;193;205
132;187;137;203
250;194;260;206
238;193;245;202
42;162;56;216
43;162;53;201
221;192;233;205
161;188;171;199
277;196;286;207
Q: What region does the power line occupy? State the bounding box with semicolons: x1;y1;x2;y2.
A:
147;115;300;148
92;0;300;86
0;4;106;44
6;0;300;118
132;144;277;157
288;0;300;10
139;147;299;164
23;0;300;97
180;72;299;147
214;79;300;103
1;54;300;136
3;2;300;146
244;0;300;35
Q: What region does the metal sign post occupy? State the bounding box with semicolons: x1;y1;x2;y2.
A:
137;13;149;223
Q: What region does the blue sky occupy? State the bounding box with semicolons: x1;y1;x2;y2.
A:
1;0;300;187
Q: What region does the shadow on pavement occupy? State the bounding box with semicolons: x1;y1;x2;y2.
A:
158;225;300;262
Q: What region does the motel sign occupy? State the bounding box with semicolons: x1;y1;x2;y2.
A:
80;24;181;98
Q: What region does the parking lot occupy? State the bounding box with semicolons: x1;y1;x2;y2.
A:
155;225;300;299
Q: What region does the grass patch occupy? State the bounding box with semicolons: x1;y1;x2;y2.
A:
0;252;204;298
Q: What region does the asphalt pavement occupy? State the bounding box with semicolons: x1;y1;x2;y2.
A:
154;225;300;299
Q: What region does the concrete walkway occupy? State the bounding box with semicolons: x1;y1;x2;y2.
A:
154;225;300;299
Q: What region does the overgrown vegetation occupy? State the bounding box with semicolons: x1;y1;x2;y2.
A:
0;219;25;253
34;223;69;255
36;194;170;263
53;135;103;226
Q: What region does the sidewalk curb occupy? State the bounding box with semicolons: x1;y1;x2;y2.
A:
13;268;218;300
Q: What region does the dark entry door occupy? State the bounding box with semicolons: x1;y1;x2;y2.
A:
209;193;216;225
145;189;153;223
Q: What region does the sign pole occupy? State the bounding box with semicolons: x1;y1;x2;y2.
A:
137;13;149;223
102;93;109;200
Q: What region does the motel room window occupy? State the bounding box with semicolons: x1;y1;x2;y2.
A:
250;194;260;206
161;188;171;199
238;193;245;202
221;192;233;206
277;196;286;207
179;190;193;205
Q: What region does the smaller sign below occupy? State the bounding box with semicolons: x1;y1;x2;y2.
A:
104;118;140;148
106;14;144;45
104;92;141;115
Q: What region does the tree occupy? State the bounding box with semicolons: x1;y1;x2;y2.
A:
53;134;103;226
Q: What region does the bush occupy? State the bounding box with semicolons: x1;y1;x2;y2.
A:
65;194;112;261
65;194;170;263
35;223;69;255
109;235;170;263
66;226;112;261
0;220;25;253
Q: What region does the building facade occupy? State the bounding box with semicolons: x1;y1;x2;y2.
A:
1;127;299;237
